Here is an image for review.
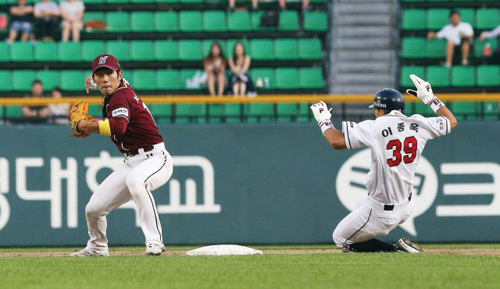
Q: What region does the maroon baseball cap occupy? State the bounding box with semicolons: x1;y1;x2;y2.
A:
92;54;121;73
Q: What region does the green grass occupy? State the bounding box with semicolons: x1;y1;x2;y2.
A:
0;245;499;289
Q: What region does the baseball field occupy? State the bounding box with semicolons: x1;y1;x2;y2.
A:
1;244;499;289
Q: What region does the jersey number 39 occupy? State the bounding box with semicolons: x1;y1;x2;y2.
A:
386;136;417;167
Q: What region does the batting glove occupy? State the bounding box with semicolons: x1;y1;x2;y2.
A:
310;101;334;135
406;74;445;113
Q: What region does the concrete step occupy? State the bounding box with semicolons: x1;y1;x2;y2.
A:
334;3;394;15
333;50;395;61
335;15;394;27
334;62;393;73
334;39;393;50
333;73;394;85
335;26;393;38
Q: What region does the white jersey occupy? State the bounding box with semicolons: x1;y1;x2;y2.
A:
342;111;451;204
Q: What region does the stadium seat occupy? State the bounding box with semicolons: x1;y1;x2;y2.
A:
204;11;227;32
223;104;242;123
298;39;322;60
156;69;182;90
400;66;425;87
0;42;9;61
279;11;299;31
476;9;499;30
60;70;84;91
58;42;82;61
151;104;173;123
88;105;102;117
452;102;479;120
456;8;475;25
82;41;105;62
131;12;155;32
251;68;275;89
227;11;251;32
175;104;207;124
154;11;179;32
484;102;500;121
179;11;203;32
34;42;58;61
156;0;177;3
477;66;500;87
277;103;300;122
208;104;224;123
36;70;60;90
131;70;157;90
12;70;36;91
179;0;202;3
401;38;426;58
106;12;130;32
106;0;129;4
451;66;475;87
427;9;449;30
426;66;450;87
245;103;274;123
275;39;298;60
83;12;105;23
426;38;447;58
154;40;179;61
179;40;203;61
276;68;299;89
250;39;274;60
251;11;276;32
6;106;23;119
226;39;251;56
299;68;324;89
0;71;12;91
304;11;328;32
402;9;426;30
474;38;498;58
131;41;155;61
130;0;151;3
10;42;33;62
106;41;130;61
180;69;204;90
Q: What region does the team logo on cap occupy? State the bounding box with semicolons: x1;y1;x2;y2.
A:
99;56;109;65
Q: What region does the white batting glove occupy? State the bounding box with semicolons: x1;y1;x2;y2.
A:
310;101;334;135
406;74;445;113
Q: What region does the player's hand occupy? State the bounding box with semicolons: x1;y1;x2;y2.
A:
310;101;332;123
406;74;435;104
85;75;97;93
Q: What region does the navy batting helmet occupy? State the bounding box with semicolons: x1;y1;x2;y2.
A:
369;88;405;114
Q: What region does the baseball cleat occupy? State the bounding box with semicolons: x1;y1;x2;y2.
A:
70;247;109;257
395;238;422;253
145;242;165;256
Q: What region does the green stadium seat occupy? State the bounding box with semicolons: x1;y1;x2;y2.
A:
427;9;449;30
279;11;299;31
477;65;500;87
251;11;276;32
426;66;450;87
130;41;154;61
151;104;173;123
474;38;498;58
154;40;179;61
180;69;203;90
154;11;179;32
402;9;426;30
0;106;3;119
179;0;202;3
251;68;275;89
131;70;157;90
106;41;130;61
58;42;82;61
226;39;251;56
34;42;58;61
88;105;102;117
414;102;433;115
452;102;479;121
0;42;9;61
83;12;105;22
156;0;177;3
175;104;207;124
426;38;447;58
275;39;298;60
298;39;322;60
203;40;226;57
179;40;203;61
36;70;60;90
60;70;84;91
245;103;274;123
131;12;155;32
250;39;274;60
179;11;202;32
227;11;250;32
0;71;12;91
82;41;105;62
400;66;425;88
476;9;499;30
10;42;33;62
225;104;242;123
156;69;182;90
484;102;500;121
12;70;36;91
402;38;426;58
276;68;299;89
106;0;129;4
456;8;475;25
277;103;299;122
299;68;324;89
451;66;475;87
6;106;23;119
130;0;151;3
304;11;328;32
106;12;130;32
203;11;227;32
207;104;224;123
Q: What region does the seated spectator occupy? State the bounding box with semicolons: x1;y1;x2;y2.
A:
49;87;70;125
23;80;51;124
427;10;474;67
204;42;227;96
60;0;84;42
34;0;60;41
7;0;34;43
229;42;254;96
480;25;500;60
232;0;309;11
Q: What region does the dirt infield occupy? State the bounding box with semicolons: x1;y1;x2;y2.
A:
1;248;500;258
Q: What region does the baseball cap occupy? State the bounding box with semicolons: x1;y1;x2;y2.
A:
92;54;121;73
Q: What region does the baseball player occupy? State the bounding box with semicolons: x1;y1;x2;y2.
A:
69;54;173;256
310;75;458;253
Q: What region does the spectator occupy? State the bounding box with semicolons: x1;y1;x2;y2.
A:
23;80;51;124
233;0;310;11
49;87;70;125
480;25;500;60
7;0;34;44
427;10;474;67
229;42;253;96
204;42;227;96
60;0;84;42
34;0;60;41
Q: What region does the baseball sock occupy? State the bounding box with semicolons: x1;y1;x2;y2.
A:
348;239;397;252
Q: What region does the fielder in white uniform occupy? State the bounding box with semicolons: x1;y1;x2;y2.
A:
310;75;458;253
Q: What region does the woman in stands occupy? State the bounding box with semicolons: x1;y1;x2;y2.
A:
60;0;84;42
204;42;227;96
229;42;253;97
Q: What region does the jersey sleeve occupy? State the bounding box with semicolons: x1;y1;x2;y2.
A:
108;92;131;136
424;116;452;139
463;23;474;36
436;26;448;39
342;120;375;149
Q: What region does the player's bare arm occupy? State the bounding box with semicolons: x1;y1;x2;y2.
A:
310;101;347;150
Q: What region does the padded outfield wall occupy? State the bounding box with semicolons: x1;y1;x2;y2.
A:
0;122;498;246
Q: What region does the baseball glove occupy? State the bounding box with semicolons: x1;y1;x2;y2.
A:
69;102;95;138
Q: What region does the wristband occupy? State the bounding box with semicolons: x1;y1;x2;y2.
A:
427;97;445;113
318;120;334;135
98;119;111;136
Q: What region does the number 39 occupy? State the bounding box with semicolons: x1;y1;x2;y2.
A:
386;136;418;167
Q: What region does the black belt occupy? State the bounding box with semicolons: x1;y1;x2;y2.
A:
383;193;412;211
125;145;154;157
